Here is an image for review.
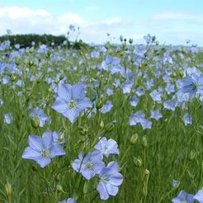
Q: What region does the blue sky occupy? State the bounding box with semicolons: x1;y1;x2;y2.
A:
0;0;203;45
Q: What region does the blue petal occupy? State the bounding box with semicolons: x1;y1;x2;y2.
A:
52;97;68;114
108;173;123;186
107;161;120;171
42;131;53;149
81;168;95;180
107;139;119;155
94;137;107;151
93;161;105;174
106;183;119;196
89;150;103;162
28;135;43;151
77;98;92;111
62;108;80;123
67;198;76;203
97;182;109;200
49;144;66;158
194;189;203;202
22;147;41;159
57;84;72;101
59;198;76;203
35;157;51;168
72;83;85;99
72;159;82;172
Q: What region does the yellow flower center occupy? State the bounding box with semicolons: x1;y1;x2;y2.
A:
85;162;93;169
68;100;77;109
41;149;50;158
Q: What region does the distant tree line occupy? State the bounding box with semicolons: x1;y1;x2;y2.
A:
0;34;90;49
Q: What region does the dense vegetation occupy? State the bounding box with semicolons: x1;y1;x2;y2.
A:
0;35;203;203
0;34;90;49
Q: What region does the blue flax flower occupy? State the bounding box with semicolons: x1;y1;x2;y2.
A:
172;179;180;188
94;137;119;158
129;111;152;129
129;111;145;126
97;161;123;200
130;96;139;107
0;99;3;106
30;107;50;127
58;197;76;203
100;101;113;114
122;80;134;94
150;109;162;121
172;190;194;203
22;131;66;168
183;113;192;126
163;99;177;111
4;113;13;124
52;83;92;123
194;189;203;203
72;150;104;180
177;74;203;99
52;131;65;145
150;89;162;103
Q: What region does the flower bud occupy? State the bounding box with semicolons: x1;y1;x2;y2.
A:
130;134;138;145
105;123;114;132
152;36;156;42
48;88;53;94
144;169;150;177
83;181;90;194
188;150;196;160
29;60;34;66
56;174;61;181
142;136;148;147
10;74;17;82
56;185;63;192
100;120;104;129
129;38;133;44
15;59;20;65
31;118;39;129
172;179;180;188
96;99;105;110
133;157;142;167
46;52;51;58
143;169;150;197
79;125;88;135
5;182;12;196
120;35;123;42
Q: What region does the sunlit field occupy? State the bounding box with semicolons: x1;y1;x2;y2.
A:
1;35;203;203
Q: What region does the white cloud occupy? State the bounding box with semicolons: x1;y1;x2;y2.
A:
35;9;51;17
0;6;137;43
152;11;203;23
0;6;51;19
58;13;86;25
0;6;86;36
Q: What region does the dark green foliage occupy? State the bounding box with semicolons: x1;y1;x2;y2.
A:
0;34;91;49
0;34;67;48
